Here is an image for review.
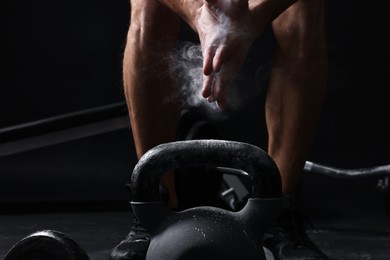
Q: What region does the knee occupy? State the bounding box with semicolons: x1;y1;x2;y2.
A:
128;0;181;51
272;0;327;61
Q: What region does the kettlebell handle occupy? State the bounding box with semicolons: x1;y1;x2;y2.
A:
130;139;281;202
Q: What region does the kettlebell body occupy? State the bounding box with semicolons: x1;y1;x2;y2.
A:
133;198;280;260
130;140;282;260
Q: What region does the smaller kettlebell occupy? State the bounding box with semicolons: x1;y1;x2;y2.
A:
4;230;89;260
130;139;282;260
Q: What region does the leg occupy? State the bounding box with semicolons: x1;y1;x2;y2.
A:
266;0;328;194
111;2;181;259
124;0;181;207
263;1;329;258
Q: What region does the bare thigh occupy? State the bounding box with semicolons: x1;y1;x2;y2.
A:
272;0;327;72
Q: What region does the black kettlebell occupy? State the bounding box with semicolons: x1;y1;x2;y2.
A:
130;139;282;260
4;230;89;260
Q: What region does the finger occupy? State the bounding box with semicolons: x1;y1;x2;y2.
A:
202;74;215;100
210;77;228;110
213;45;227;73
203;45;216;76
216;98;228;110
212;70;235;109
207;75;218;103
210;75;222;102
